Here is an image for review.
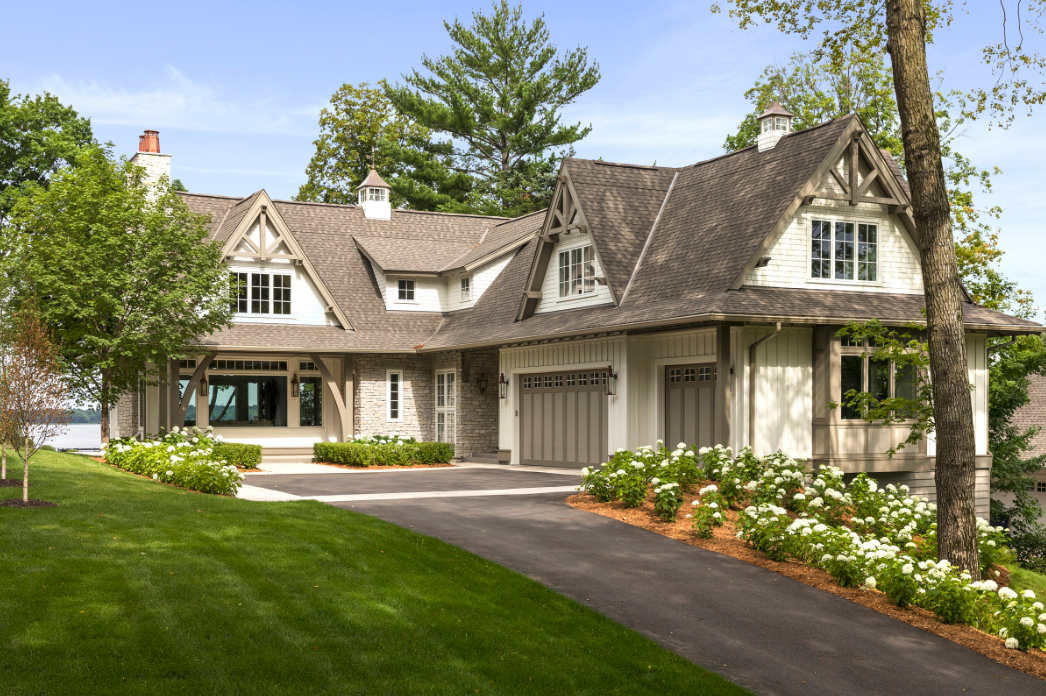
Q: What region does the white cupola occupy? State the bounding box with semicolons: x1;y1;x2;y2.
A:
357;169;392;220
756;101;794;152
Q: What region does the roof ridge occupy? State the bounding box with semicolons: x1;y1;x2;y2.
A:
565;157;676;171
677;115;853;172
272;197;509;221
176;191;244;201
493;208;547;226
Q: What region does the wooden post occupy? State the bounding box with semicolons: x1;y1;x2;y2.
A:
259;207;268;261
309;354;350;442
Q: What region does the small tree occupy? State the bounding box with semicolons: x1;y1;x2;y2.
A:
4;145;234;444
0;305;68;503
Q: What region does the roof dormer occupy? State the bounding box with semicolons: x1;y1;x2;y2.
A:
357;169;391;220
757;101;793;152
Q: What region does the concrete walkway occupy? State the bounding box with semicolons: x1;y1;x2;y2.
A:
242;468;1042;695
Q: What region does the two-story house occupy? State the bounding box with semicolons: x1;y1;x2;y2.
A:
113;108;1041;517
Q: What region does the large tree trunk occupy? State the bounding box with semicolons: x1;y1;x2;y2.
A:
2;441;5;479
885;0;980;573
100;394;110;446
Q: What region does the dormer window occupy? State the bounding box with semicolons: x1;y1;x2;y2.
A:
558;245;595;297
460;276;471;301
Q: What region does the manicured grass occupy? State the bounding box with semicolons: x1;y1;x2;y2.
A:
0;452;747;695
1007;562;1046;599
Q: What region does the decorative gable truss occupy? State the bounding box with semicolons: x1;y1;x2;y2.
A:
730;117;951;295
516;172;614;321
220;191;354;330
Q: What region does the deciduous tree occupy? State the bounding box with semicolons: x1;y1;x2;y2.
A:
0;304;69;504
714;0;1046;573
4;146;234;444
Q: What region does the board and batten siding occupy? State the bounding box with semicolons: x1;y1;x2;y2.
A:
627;328;718;449
533;230;615;314
745;155;923;295
729;326;813;458
227;260;337;327
499;336;627;465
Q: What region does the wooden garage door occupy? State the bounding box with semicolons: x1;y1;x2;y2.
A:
519;370;608;468
666;364;716;449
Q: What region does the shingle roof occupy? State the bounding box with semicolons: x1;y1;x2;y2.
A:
177;192;238;238
565;160;677;302
354;235;476;273
1011;373;1046;459
214;190;264;242
440;210;544;272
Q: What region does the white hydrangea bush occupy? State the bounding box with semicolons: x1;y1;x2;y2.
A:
104;426;244;496
581;441;1039;650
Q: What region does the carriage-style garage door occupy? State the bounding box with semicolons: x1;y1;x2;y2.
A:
666;364;716;449
519;370;608;468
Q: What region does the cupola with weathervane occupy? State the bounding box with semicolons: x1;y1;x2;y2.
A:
357;169;392;220
757;101;793;152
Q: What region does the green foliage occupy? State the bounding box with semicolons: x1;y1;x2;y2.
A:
384;0;600;216
294;82;463;210
66;407;101;424
170;178;187;192
828;320;936;459
212;442;262;470
722;43;901;158
3;145;234;419
1012;533;1046;574
314;440;454;467
0;79;94;225
652;481;683;522
690;486;726;539
105;428;243;495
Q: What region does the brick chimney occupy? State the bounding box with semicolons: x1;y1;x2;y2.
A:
130;129;171;192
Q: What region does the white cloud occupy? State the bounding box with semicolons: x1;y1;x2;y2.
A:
36;66;319;136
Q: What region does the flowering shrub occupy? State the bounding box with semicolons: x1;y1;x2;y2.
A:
580;440;1039;651
691;485;726;539
104;426;243;496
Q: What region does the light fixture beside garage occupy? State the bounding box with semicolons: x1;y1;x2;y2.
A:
604;366;617;396
499;373;509;399
476;372;489;394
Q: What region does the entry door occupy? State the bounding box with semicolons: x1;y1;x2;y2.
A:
665;364;715;449
519;370;608;468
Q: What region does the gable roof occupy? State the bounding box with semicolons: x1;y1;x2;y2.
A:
354;235;476;274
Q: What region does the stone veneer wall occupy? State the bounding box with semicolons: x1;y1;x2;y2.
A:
114;387;141;438
426;350;500;457
354;354;434;441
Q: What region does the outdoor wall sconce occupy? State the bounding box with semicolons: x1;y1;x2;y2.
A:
604;366;618;396
498;373;509;399
199;377;209;398
476;373;489;395
291;373;300;398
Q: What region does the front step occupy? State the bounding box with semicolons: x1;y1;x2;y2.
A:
262;446;315;465
459;453;500;464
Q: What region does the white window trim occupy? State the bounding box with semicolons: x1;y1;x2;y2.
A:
555;240;599;301
803;211;884;288
434;368;456;445
386;369;403;422
460;275;471;302
394;277;418;304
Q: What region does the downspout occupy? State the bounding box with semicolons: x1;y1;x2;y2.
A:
748;323;782;451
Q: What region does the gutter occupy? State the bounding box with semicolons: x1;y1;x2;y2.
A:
748;322;782;450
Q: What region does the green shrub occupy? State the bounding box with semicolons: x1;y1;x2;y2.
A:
1012;532;1046;574
314;440;454;467
104;427;243;495
212;442;262;469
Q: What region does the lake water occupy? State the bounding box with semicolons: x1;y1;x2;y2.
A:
49;423;102;451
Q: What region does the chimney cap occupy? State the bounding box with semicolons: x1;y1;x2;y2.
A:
138;130;161;153
356;169;391;190
759;101;793;119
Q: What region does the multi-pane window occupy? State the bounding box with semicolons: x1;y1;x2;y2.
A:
178;359;197;369
839;338;918;420
698;366;715;381
208;376;288;427
669;368;681;383
299;362;318;371
230;272;248;313
523;376;532;389
460;277;471;301
544;375;553;388
811;220;877;282
273;275;291;314
299;376;322;427
387;371;402;422
210;360;288;371
558;245;596;297
368;187;386;202
398;279;415;301
436;370;456;444
683;368;696;382
251;273;270;313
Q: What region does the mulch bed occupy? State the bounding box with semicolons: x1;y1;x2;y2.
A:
315;462;454;471
0;479;25;488
0;499;56;508
567;490;1046;682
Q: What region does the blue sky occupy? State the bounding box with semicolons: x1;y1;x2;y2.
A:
3;1;1044;317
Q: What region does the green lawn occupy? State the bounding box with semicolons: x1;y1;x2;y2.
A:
1006;561;1046;599
0;451;746;695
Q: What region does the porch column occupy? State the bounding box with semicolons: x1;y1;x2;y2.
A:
342;355;354;439
309;353;350;442
167;359;179;432
174;354;215;427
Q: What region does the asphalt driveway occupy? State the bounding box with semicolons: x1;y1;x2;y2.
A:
245;466;1041;695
